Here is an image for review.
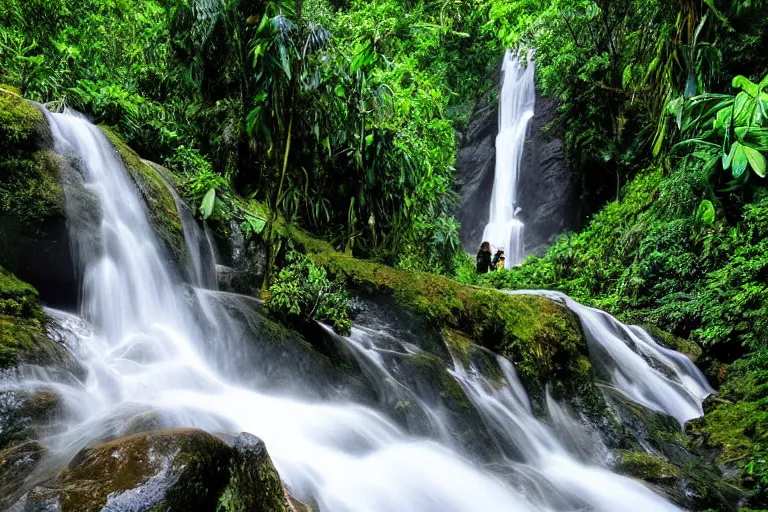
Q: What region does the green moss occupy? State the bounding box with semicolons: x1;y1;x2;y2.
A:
0;266;40;318
0;266;59;370
408;352;471;410
60;429;231;512
686;351;768;507
217;435;287;512
615;450;682;484
0;85;45;151
100;126;186;265
643;324;703;361
0;265;70;371
268;220;594;396
0;87;64;253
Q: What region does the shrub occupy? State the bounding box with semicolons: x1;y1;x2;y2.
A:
267;251;351;335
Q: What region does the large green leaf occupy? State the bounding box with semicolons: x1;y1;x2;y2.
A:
244;214;266;234
201;187;216;220
713;106;732;131
695;199;715;226
733;75;758;97
733;92;757;126
743;145;767;177
731;142;748;178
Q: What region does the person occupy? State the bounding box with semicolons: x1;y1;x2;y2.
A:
476;241;492;273
492;248;505;270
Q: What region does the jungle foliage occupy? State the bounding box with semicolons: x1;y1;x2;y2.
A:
0;0;498;275
3;0;768;505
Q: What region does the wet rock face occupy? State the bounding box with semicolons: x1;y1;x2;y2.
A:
0;90;80;309
0;441;46;509
517;95;578;256
456;78;577;256
456;97;496;253
18;429;290;512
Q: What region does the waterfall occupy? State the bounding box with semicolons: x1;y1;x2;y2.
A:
3;110;709;511
481;50;536;267
508;290;714;424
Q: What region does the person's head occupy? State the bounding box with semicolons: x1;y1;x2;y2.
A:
480;241;490;251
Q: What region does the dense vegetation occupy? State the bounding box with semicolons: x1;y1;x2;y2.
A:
2;0;768;509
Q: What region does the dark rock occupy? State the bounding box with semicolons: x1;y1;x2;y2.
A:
189;291;375;404
0;390;63;451
0;91;80;309
0;441;46;510
218;432;291;512
456;68;577;256
221;219;267;295
456;96;496;253
517;94;578;255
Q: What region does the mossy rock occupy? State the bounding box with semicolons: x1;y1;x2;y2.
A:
442;328;505;387
0;265;41;320
0;389;62;450
0;85;50;152
0;440;46;509
687;351;768;508
30;429;290;512
100;126;186;267
278;221;593;398
615;450;682;484
0;268;70;373
642;324;703;361
0;88;77;305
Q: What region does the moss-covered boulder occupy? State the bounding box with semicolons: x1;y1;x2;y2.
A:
0;86;79;307
686;350;768;509
0;266;69;372
277;222;592;398
615;450;682;485
20;429;291;512
642;324;703;362
100;126;186;268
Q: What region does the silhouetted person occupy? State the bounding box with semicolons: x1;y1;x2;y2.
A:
476;241;492;273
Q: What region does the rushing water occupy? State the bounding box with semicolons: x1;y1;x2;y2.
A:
2;110;710;511
508;290;714;424
481;50;536;267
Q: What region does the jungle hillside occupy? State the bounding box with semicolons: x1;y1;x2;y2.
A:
2;0;768;510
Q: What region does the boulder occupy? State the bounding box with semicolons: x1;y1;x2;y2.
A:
19;429;292;512
0;441;46;510
100;126;187;271
0;87;79;308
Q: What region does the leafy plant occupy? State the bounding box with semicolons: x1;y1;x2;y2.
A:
267;251;351;334
676;73;768;188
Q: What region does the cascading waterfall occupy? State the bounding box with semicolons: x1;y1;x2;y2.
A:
3;109;711;511
481;50;536;267
508;290;714;424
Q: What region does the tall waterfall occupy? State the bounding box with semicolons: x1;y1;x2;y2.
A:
3;110;710;511
482;50;536;267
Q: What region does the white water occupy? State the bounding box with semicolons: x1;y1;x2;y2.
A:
450;358;682;512
509;290;713;424
1;111;708;511
482;50;536;267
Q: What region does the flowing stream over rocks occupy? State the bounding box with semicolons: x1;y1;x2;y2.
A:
2;110;713;511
